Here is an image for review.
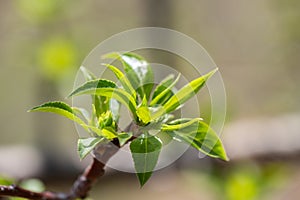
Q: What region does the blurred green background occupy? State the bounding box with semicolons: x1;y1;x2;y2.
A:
0;0;300;199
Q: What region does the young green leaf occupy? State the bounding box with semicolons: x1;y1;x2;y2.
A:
152;74;175;100
69;79;117;96
163;69;217;113
103;52;154;100
130;135;162;186
161;118;202;131
164;118;228;161
103;63;136;99
81;124;117;139
151;69;217;120
29;101;88;131
150;73;180;106
136;106;151;125
69;79;137;117
117;132;133;146
136;96;151;125
78;137;104;160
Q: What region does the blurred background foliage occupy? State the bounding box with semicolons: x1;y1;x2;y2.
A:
0;0;299;200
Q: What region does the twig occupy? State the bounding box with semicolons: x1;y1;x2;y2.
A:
0;185;67;200
0;122;137;200
0;158;106;200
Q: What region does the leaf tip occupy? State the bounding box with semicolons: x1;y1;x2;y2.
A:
222;153;230;162
217;150;229;162
137;173;152;187
206;68;218;79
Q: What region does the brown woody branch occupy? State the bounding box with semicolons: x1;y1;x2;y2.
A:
0;185;67;200
0;155;110;200
0;123;136;200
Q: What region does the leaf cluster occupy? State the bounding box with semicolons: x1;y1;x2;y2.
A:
29;52;228;186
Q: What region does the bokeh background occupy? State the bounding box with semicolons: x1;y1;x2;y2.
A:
0;0;300;199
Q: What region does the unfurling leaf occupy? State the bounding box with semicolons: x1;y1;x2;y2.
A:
136;96;151;125
164;118;228;161
103;52;154;100
78;137;104;160
130;135;162;186
136;106;151;125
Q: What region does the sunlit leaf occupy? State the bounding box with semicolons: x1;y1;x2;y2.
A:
98;111;114;129
151;69;217;120
29;101;88;131
103;52;154;100
136;106;151;125
150;73;180;106
102;128;118;139
163;69;217;113
78;137;104;160
161;118;202;131
103;63;136;99
130;134;162;186
164;118;228;161
69;79;137;117
81;125;116;140
69;79;116;96
136;96;151;125
152;74;175;100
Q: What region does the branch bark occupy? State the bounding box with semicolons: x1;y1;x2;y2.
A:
0;157;108;200
0;122;137;199
1;140;124;199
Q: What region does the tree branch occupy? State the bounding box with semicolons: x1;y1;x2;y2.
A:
0;157;107;200
0;122;137;200
0;185;68;200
